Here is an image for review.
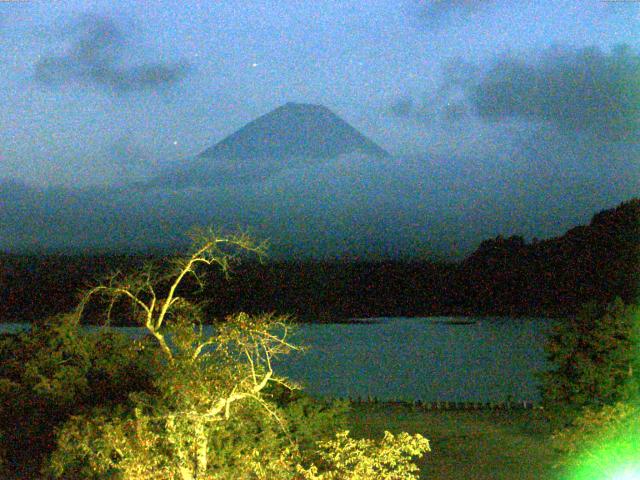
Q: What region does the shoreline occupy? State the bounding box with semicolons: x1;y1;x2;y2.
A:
0;313;561;329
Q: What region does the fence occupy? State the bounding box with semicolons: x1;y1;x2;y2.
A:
344;396;538;410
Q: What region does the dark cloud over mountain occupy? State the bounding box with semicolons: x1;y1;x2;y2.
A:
471;44;640;142
415;0;496;28
34;15;190;92
387;96;410;117
390;45;639;143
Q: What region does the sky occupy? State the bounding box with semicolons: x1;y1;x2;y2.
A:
0;0;639;257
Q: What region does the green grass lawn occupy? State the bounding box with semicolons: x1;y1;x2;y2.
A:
347;403;563;480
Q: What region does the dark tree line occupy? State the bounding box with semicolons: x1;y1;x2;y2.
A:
453;198;640;316
2;198;638;323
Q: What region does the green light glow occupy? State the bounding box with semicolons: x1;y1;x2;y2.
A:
562;303;640;480
610;464;640;480
564;423;640;480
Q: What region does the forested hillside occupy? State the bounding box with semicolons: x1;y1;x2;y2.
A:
2;198;638;323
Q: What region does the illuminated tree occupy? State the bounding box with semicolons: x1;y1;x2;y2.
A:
47;229;306;480
23;228;430;480
0;313;157;477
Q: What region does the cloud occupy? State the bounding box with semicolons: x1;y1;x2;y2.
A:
471;44;640;142
106;136;157;180
389;58;476;124
100;63;190;91
415;0;497;29
34;15;190;92
390;45;640;143
389;96;415;117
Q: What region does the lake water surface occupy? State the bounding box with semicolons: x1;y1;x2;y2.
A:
1;317;555;403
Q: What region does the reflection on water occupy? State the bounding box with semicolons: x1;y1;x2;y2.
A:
1;316;555;402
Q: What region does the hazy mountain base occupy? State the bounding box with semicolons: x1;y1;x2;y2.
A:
2;136;639;259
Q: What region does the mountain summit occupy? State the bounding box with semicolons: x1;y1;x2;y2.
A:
153;102;390;187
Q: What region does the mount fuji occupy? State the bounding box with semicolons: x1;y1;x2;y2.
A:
152;102;390;188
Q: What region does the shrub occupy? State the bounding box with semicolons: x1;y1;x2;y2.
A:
0;316;155;477
296;430;430;480
541;298;640;476
539;298;640;424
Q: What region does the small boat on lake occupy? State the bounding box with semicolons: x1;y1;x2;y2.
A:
431;318;479;325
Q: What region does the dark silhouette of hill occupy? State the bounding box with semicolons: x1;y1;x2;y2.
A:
453;198;640;315
151;102;390;187
1;198;638;323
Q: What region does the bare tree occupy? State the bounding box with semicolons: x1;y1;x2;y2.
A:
66;228;302;480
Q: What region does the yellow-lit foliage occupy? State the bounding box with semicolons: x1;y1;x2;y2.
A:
43;229;431;480
296;430;430;480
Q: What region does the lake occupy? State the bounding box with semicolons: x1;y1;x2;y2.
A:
0;316;555;403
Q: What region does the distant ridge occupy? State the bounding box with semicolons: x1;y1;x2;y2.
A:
152;102;390;187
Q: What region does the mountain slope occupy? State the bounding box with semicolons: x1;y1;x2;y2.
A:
152;102;390;187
